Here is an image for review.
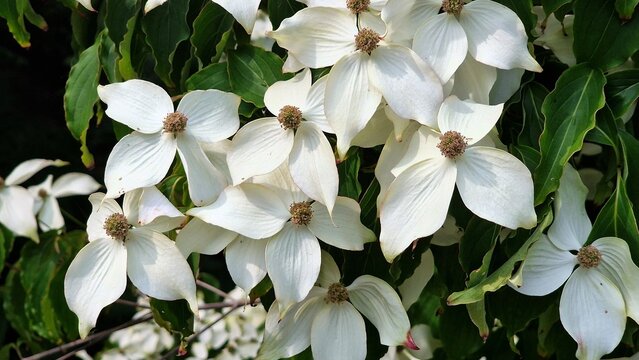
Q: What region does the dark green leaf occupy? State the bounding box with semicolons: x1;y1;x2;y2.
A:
186;62;232;91
605;69;639;119
268;0;305;29
249;276;273;304
487;286;557;336
117;8;141;80
534;64;606;205
573;0;639;70
100;31;120;83
619;130;639;219
337;150;362;200
105;0;137;45
517;82;548;149
227;45;290;107
615;0;639;19
511;145;541;172
0;224;14;273
142;0;190;87
585;104;621;156
542;0;573;15
459;217;499;274
359;177;380;231
0;0;32;47
440;305;484;358
150;298;195;338
191;2;234;66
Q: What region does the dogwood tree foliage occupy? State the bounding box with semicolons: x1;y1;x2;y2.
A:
2;0;639;359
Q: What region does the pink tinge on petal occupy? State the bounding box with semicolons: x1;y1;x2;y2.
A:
404;331;420;350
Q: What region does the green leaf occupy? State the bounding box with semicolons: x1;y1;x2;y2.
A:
142;0;190;87
186;62;232;91
494;0;536;36
533;64;606;205
64;40;101;140
573;0;639;70
605;69;639;119
467;301;490;340
0;224;14;273
619;130;639;219
447;211;553;305
487;286;557;337
227;45;290;108
117;8;141;80
359;178;380;231
268;0;305;29
150;298;195;338
191;2;234;66
615;0;639;19
105;0;138;45
517;82;549;149
100;31;120;83
440;305;484;358
511;145;541;173
3;268;43;351
336;150;362;200
588;171;639;261
459;217;499;274
0;0;31;47
249;276;273;304
542;0;573;14
22;0;47;30
585;104;621;156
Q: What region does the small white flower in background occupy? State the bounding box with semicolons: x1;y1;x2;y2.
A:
510;165;639;360
75;0;95;11
257;251;411;360
28;173;100;232
227;69;339;214
398;249;434;310
270;3;443;158
381;324;441;360
379;96;537;261
185;165;375;311
0;158;67;242
533;6;576;66
64;188;197;338
98;79;240;206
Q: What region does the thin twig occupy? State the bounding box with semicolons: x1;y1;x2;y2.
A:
199;298;261;310
196;279;229;298
23;313;153;360
59;208;87;229
115;299;151;309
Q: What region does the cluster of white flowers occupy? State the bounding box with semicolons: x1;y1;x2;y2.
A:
63;0;639;359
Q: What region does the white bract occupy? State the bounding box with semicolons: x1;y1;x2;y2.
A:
379;96;537;261
29;173;101;231
411;0;542;84
186;166;375;310
270;4;443;158
0;158;67;242
64;189;197;338
257;251;411;360
511;165;639;360
98;79;240;206
227;69;339;213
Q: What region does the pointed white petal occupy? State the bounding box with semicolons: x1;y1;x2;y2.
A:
349;275;410;346
266;223;321;308
226;236;268;293
398;249;435;310
547;165;591;251
176;218;238;257
370;45;443;128
302;75;332;133
64;238;127;338
51;173;101;198
437;96;504;145
311;302;366;360
375;123;421;194
201;140;233;185
264;69;312;116
510;235;576;296
212;0;261;33
28;174;52;213
379;158;457;262
391;126;443;178
283;54;306;73
460;0;542;72
257;296;325;360
87;193;123;241
177;90;241;143
318;250;341;288
249;162;307;206
308;197;375;251
97;80;173;133
144;0;166;13
126;228;198;314
227;118;294;185
560;268;625;360
451;55;498;104
5;158;67;186
104;132;177;199
352;104;394;148
136;186;185;232
290;123;338;214
251;10;275;51
177;133;227;206
37;196;65;231
457;147;537;229
382;0;440;44
412;14;468;83
326;52;382;159
0;187;39;241
270;7;357;68
594;237;639;324
188;184;290;239
489;68;525;105
77;0;96;11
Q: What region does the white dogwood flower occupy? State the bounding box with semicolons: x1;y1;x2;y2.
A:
227;69;339;213
270;5;443;158
64;189;196;338
379;96;537;261
0;158;67;242
187;166;375;309
29;173;101;231
257;251;411;360
98;79;240;206
411;0;542;83
511;165;639;360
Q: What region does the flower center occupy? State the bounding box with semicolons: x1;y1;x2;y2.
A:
577;245;602;268
325;283;349;304
355;28;382;54
103;213;130;241
442;0;464;15
163;112;188;133
38;189;48;198
347;0;370;14
289;201;313;226
437;131;468;159
278;105;303;130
